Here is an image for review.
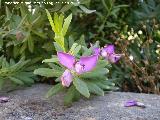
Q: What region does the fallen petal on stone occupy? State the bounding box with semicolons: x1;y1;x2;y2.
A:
124;100;137;107
137;102;145;108
124;100;145;108
0;97;9;103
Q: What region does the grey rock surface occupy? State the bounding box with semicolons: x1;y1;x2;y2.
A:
0;84;160;120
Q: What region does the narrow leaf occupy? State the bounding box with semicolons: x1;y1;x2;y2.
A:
73;77;90;98
79;5;96;14
9;77;24;85
34;68;62;77
42;58;58;63
62;14;72;36
86;82;104;96
45;9;57;33
45;83;63;98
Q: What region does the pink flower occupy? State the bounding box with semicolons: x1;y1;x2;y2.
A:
57;52;98;87
61;69;73;87
93;44;122;63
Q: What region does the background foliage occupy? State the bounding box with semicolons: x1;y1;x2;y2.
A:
0;0;159;94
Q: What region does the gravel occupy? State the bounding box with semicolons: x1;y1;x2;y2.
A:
0;84;160;120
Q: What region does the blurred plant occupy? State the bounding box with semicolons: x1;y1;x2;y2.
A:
0;56;36;90
34;10;115;105
129;0;160;36
96;0;128;32
110;26;160;94
0;4;50;59
70;0;129;44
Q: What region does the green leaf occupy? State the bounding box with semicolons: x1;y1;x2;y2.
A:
62;13;72;36
2;57;10;68
82;47;92;56
54;13;60;32
48;63;63;71
101;0;109;12
27;34;34;53
64;85;75;106
14;75;34;85
42;58;58;63
20;41;27;54
54;33;65;51
9;59;16;66
34;68;62;77
45;83;63;98
114;5;129;8
60;4;72;12
0;0;1;9
86;82;104;96
79;5;96;14
9;77;24;85
54;42;64;52
69;43;81;55
68;36;75;48
81;68;109;79
96;60;110;69
6;6;11;20
31;15;41;27
74;45;81;55
45;9;57;33
32;30;47;39
69;43;78;53
96;81;114;90
17;14;27;29
76;35;86;47
13;46;20;58
73;77;90;98
59;14;64;31
20;3;30;18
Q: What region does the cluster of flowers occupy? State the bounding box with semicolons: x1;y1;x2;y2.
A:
57;44;122;87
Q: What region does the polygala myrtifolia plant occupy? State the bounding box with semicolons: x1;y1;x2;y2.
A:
34;10;121;105
0;56;36;90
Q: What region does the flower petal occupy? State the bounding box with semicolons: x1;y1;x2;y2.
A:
57;52;76;69
61;69;73;87
103;44;115;55
79;55;98;72
0;97;9;103
136;102;145;108
107;54;121;63
124;100;137;107
93;47;101;56
75;62;84;74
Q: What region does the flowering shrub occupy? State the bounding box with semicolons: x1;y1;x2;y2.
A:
0;56;36;90
106;0;160;94
110;27;160;94
94;44;122;63
34;10;120;105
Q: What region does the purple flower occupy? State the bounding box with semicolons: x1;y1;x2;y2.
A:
61;69;73;87
57;52;98;87
106;54;122;63
93;44;122;63
93;48;101;56
101;45;115;57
